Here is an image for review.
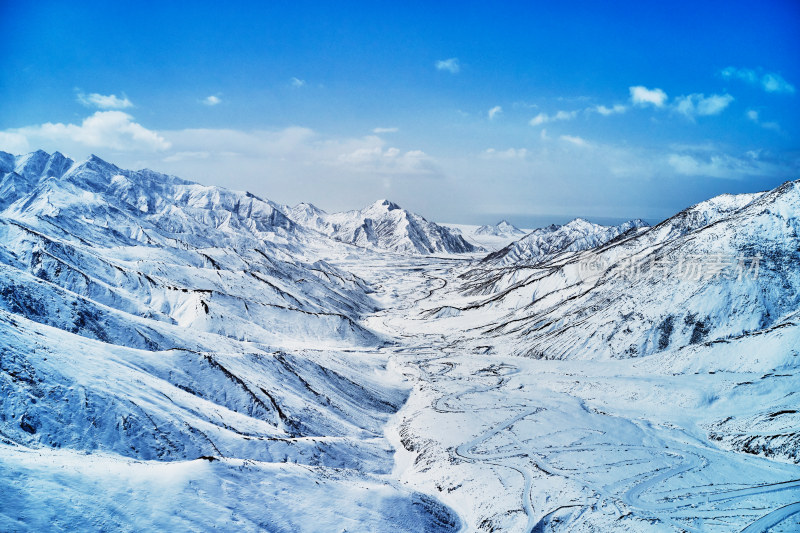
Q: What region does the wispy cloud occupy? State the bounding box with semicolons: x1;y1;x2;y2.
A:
202;95;221;106
629;86;668;107
77;92;133;110
373;127;399;133
589;104;627;116
529;110;577;127
746;109;780;131
721;67;795;94
336;142;436;174
290;77;306;87
667;147;783;179
488;106;503;120
673;93;734;118
152;127;440;179
0;111;170;152
483;147;527;159
560;134;590;147
435;58;460;74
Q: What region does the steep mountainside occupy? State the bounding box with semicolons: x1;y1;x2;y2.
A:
485;217;651;266
419;180;800;466
0;151;460;532
2;150;798;532
282;199;480;254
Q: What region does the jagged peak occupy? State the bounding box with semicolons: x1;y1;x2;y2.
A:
371;198;401;211
294;201;327;214
552;217;601;233
623;218;650;228
86;153;115;166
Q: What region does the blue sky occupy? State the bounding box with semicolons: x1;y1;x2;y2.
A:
1;0;798;226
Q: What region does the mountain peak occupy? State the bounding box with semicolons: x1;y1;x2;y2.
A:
474;219;525;237
87;154;112;165
373;199;401;211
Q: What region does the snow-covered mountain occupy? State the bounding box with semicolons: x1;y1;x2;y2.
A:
0;150;461;531
440;221;529;252
421;180;800;468
281;199;480;254
474;219;525;237
455;185;799;361
2;149;799;532
484;217;650;266
388;181;800;532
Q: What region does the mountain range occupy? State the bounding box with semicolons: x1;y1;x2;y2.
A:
484;217;651;266
1;150;798;532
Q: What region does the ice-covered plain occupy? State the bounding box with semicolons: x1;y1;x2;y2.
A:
1;150;799;532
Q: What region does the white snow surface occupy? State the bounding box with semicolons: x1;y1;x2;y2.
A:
442;221;529;252
1;150;799;532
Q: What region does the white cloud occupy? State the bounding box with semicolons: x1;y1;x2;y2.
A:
529;110;577;127
668;154;705;175
335;139;436;175
1;111;171;152
667;149;781;179
721;67;795;94
488;106;502;120
559;135;590;147
435;58;460;74
77;92;133;109
762;73;795;94
152;127;439;179
721;67;758;84
590;104;627;116
529;113;548;126
673;93;734;118
0;132;30;154
162;151;211;163
746;109;780;131
554;110;577;120
290;77;306;87
373;127;399;133
629;86;668;107
203;95;221;106
483;147;527;159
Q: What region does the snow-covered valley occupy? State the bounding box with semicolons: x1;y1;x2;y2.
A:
1;151;799;532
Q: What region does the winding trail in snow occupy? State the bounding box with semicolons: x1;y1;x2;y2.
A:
413;350;800;531
373;258;800;532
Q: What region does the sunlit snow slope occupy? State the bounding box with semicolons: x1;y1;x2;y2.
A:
0;151;460;532
389;181;800;531
2;150;799;533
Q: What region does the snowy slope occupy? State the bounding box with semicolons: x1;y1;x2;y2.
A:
282;199;481;254
372;182;800;532
0;150;461;532
485;217;651;266
447;184;799;363
2;149;799;532
412;180;800;467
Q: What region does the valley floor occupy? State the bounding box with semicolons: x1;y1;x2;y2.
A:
343;255;800;532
